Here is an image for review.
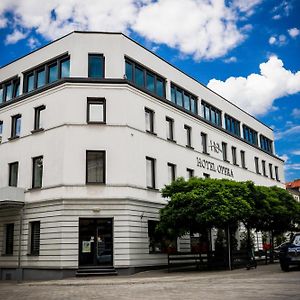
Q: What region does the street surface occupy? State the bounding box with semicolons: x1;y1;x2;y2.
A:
0;264;299;300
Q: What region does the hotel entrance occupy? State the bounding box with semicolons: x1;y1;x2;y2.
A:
79;218;113;267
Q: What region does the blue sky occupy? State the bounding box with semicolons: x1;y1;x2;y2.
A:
0;0;299;182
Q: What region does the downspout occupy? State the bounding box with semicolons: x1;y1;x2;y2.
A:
17;205;24;282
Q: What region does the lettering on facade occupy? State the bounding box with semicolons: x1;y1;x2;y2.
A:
196;157;234;178
209;140;222;153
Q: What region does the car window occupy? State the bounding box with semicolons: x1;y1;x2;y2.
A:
293;235;300;246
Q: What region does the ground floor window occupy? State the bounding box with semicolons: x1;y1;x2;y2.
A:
5;223;14;255
29;221;40;255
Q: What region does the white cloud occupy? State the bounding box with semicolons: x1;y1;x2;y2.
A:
291;150;300;156
274;126;300;140
288;28;300;38
285;163;300;171
223;56;237;63
269;36;276;45
207;56;300;116
0;0;263;61
272;1;292;20
272;14;281;20
5;29;27;44
279;154;289;162
292;108;300;118
27;37;40;49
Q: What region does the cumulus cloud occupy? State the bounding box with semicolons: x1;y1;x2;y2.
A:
272;0;292;20
288;28;300;38
268;34;287;46
274;126;300;140
269;36;276;45
207;56;300;116
291;150;300;156
223;56;237;63
27;37;41;49
5;29;27;45
0;0;263;61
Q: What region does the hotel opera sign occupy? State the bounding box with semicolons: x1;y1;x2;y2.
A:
196;157;234;178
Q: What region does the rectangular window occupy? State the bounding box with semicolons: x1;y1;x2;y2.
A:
167;163;176;184
0;77;20;102
262;160;267;176
148;220;162;253
88;54;104;78
33;105;46;131
26;73;35;92
29;221;40;256
269;163;274;179
260;135;273;154
48;63;58;83
32;156;43;188
187;168;194;179
5;224;14;255
87;98;106;123
240;150;246;169
166;117;174;141
125;58;165;98
225;114;240;136
5;83;13;101
201;100;222;126
86;151;105;184
11;114;21;138
145;108;155;133
170;83;198;114
254;157;260;174
146;157;155;189
0;120;3;143
9;162;18;187
232;147;238;165
184;125;192;147
222;142;228;162
60;58;70;78
0;87;3;103
243;125;258;146
203;173;210;178
275;166;279;181
36;69;46;88
201;132;208;154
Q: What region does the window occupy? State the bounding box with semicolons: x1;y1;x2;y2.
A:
241;150;246;169
262;160;267;176
87;98;106;123
260;135;273;154
167;163;176;184
29;221;40;256
232;147;238;165
125;58;165;98
203;173;210;178
254;157;260;174
146;157;155;189
201;100;222;126
145;108;155;133
24;54;70;93
201;132;208;154
170;83;198;114
9;162;18;187
166;117;175;141
10;114;21;138
0;120;3;143
5;223;14;255
32;156;43;188
33;105;46;131
148;220;162;253
243;125;258;146
269;163;274;179
184;125;192;148
225;114;240;136
187;168;194;179
222;142;228;162
275;166;279;181
0;77;20;104
88;54;104;78
86;151;105;184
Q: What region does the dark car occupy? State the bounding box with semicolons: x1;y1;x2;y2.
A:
279;233;300;271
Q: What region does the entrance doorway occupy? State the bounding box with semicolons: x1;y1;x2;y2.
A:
79;218;113;267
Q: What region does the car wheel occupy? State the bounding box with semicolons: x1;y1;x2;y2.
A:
280;261;289;272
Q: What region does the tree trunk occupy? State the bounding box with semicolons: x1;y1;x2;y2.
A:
270;230;274;263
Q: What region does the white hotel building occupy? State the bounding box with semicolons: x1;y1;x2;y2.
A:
0;32;284;280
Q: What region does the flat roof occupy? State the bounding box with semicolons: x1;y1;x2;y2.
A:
0;30;273;131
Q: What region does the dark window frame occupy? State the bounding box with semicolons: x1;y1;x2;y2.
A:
222;142;229;162
87;98;106;124
203;173;210;178
225;114;241;137
243;124;258;146
88;53;105;79
29;221;40;256
9;161;19;187
184;124;192;148
145;107;155;134
275;166;279;181
254;157;261;174
166;117;175;142
201;100;222;126
33;105;46;132
0;76;20;103
146;156;156;189
260;134;273;154
32;156;43;189
167;162;176;183
262;160;267;177
269;163;274;179
5;223;14;255
232;146;238;166
240;150;247;169
86;150;106;184
10;114;21;139
187;168;194;179
201;132;208;154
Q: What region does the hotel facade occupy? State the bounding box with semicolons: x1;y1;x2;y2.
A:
0;32;284;280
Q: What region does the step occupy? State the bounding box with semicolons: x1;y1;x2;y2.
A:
76;271;118;277
76;267;118;277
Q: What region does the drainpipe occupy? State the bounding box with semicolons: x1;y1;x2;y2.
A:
17;205;24;282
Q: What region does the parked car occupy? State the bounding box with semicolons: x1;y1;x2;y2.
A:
279;233;300;271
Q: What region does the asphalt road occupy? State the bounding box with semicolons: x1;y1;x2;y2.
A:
0;264;299;300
